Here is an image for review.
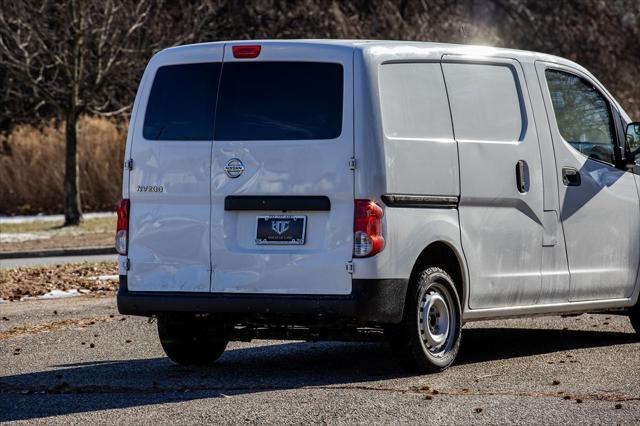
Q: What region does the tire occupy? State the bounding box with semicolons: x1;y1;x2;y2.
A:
157;315;228;366
388;267;462;373
631;305;640;336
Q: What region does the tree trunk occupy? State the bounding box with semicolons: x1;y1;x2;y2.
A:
63;111;82;226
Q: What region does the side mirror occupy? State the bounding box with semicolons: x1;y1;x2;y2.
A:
626;122;640;160
625;122;640;173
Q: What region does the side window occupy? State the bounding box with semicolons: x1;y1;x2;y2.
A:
545;70;615;164
143;63;221;141
442;62;524;142
378;63;453;140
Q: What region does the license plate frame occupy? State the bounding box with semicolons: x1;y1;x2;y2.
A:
255;215;307;245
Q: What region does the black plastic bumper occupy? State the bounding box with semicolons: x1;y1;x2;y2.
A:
117;276;408;324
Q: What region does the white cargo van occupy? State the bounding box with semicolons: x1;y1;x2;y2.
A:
117;40;640;372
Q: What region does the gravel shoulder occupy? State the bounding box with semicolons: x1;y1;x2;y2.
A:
1;296;639;424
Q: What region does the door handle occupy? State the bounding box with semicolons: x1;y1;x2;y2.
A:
516;160;529;193
562;167;581;186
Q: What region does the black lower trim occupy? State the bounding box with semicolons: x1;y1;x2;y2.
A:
224;195;331;211
381;194;458;209
117;276;407;324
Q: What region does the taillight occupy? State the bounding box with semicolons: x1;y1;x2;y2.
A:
232;45;261;59
115;199;130;255
353;200;385;258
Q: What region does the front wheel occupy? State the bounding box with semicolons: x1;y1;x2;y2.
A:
158;315;228;366
630;305;640;336
388;267;462;373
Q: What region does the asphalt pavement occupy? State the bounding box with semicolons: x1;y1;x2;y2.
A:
1;296;639;424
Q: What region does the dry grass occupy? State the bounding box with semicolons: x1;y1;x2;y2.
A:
0;233;114;252
0;215;116;252
1;215;115;233
0;261;118;301
0;116;126;215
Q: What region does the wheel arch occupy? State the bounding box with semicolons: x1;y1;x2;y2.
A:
409;241;467;313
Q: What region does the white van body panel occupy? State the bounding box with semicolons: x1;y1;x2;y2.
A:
209;42;354;295
121;40;640;321
443;56;545;309
634;174;640;305
535;61;640;302
520;61;570;306
351;45;464;283
377;61;458;196
352;208;464;280
126;44;225;292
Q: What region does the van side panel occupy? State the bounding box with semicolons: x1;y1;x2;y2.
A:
378;62;459;196
353;48;387;202
634;174;640;305
353;208;464;281
353;47;465;288
443;57;545;309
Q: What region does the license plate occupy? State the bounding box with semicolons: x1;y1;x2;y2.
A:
256;215;307;245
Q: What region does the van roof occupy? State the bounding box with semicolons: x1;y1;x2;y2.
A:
159;39;583;70
153;39;628;121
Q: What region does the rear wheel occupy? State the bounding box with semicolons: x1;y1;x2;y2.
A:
388;267;462;373
158;315;228;365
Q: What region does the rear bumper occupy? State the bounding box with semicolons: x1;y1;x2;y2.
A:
117;276;408;324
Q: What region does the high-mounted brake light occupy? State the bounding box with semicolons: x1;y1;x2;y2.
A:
115;199;130;255
232;45;261;59
353;200;385;258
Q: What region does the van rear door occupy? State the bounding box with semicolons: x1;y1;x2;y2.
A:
126;45;223;292
210;43;354;295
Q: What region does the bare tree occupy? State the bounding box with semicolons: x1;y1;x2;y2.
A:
0;0;152;225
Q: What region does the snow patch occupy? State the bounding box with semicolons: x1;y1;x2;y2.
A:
87;275;119;281
0;232;51;243
21;289;81;301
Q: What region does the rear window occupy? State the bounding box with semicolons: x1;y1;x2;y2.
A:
143;63;221;140
214;62;343;140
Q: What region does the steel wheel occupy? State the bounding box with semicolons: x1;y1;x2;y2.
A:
388;266;462;373
418;282;456;357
